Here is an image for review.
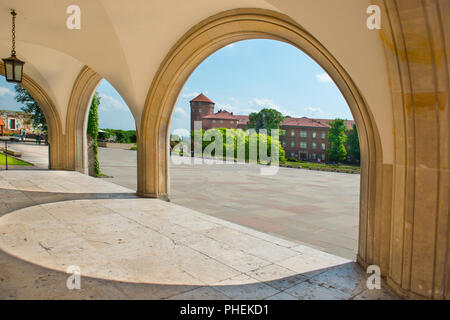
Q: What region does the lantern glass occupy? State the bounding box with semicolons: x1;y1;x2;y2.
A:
4;60;13;81
14;62;23;82
2;56;25;83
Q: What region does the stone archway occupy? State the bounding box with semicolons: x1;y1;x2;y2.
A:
0;62;64;169
138;7;386;290
65;66;102;173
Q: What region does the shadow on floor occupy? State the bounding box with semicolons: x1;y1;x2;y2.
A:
0;247;398;300
0;188;138;216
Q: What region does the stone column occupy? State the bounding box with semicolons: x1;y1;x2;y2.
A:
378;0;449;299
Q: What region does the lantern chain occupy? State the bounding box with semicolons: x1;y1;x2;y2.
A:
11;10;16;56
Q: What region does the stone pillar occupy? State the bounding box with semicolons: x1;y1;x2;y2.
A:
377;0;449;299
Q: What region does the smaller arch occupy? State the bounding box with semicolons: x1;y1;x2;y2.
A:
65;66;102;173
0;62;64;169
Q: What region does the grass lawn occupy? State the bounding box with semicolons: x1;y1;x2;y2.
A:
0;154;32;166
282;160;360;173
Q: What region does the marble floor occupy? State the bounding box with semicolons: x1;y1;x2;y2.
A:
0;170;399;299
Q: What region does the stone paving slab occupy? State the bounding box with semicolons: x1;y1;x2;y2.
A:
0;170;399;299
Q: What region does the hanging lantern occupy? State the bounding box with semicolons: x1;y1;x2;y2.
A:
2;10;25;83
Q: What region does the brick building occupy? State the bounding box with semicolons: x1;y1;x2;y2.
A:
0;110;33;135
190;93;355;161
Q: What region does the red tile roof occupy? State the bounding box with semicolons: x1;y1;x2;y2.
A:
190;93;215;104
235;115;249;123
310;118;355;130
282;117;329;128
202;110;244;120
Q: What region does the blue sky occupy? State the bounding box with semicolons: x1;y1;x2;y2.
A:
0;39;352;133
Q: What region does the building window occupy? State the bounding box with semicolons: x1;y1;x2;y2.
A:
312;142;316;149
220;120;223;123
199;108;202;113
290;152;295;157
9;118;16;130
321;143;326;150
300;142;307;149
321;132;326;139
282;141;286;147
290;141;295;148
311;153;316;159
212;120;216;123
321;153;325;160
312;131;316;138
300;131;307;138
291;130;295;137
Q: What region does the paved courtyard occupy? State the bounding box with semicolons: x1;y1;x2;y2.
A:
0;170;398;299
98;148;360;260
2;144;360;260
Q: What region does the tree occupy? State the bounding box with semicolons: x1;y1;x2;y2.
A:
248;108;285;135
347;123;360;162
190;128;285;163
87;92;101;176
14;84;47;131
327;119;347;162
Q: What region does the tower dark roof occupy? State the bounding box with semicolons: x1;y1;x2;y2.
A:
190;93;214;104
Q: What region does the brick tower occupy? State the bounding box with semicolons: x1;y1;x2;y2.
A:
190;93;215;133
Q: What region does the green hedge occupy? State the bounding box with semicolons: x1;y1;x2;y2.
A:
99;129;136;144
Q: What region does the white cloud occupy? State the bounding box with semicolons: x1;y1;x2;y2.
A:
174;107;187;118
0;87;14;97
172;128;190;137
316;72;333;83
229;97;240;105
99;94;128;111
182;92;200;99
249;98;299;117
216;103;239;113
303;106;331;118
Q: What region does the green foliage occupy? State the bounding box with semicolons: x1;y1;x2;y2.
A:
101;129;136;144
346;124;360;162
189;128;285;163
14;84;47;131
170;134;181;148
248;108;285;135
327;119;348;162
87;92;101;176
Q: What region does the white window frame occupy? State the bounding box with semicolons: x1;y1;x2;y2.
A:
9;118;16;130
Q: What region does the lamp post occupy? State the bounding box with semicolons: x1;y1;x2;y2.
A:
2;10;25;83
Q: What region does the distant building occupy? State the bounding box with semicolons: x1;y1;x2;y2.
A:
189;93;355;161
0;110;33;135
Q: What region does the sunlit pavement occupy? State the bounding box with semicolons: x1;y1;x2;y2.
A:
0;170;399;299
97;148;360;260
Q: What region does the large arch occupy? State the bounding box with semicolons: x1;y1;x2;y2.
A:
139;6;387;290
0;62;64;169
